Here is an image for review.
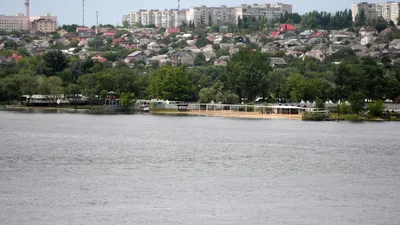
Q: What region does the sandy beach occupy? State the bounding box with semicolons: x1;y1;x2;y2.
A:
153;110;302;120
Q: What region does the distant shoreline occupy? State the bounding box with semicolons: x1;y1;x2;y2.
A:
3;105;398;122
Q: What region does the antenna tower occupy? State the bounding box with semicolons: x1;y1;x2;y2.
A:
82;0;85;26
97;11;99;27
178;0;180;10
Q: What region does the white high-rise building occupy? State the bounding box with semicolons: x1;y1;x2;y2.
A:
352;1;400;24
126;2;293;28
235;3;292;22
351;2;377;21
188;5;236;26
128;9;187;28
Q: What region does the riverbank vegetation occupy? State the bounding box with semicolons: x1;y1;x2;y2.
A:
1;45;400;117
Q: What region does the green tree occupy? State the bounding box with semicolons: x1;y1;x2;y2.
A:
122;20;129;28
348;91;365;113
315;97;325;109
148;66;195;101
286;73;307;102
119;92;136;110
42;50;68;76
227;48;271;102
103;52;118;62
66;83;81;106
1;74;38;103
38;76;64;105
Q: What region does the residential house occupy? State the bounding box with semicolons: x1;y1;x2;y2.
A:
269;31;283;39
203;51;216;61
7;53;22;62
147;42;160;51
285;48;303;58
214;56;230;66
261;44;280;53
298;30;313;39
229;47;240;55
0;56;7;63
359;27;378;37
280;24;296;33
220;43;234;49
186;39;197;46
78;30;95;41
76;27;92;32
171;51;194;66
361;36;376;46
389;39;400;49
269;57;287;67
139;38;150;46
213;36;224;44
103;32;116;38
58;29;69;37
92;55;107;63
310;31;327;39
351;45;368;57
124;51;147;63
165;28;181;35
182;33;192;39
187;46;202;54
328;45;347;55
33;40;51;48
56;38;71;46
304;49;326;61
148;55;170;67
143;50;152;57
201;44;214;53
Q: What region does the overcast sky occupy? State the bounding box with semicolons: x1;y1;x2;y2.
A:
0;0;386;26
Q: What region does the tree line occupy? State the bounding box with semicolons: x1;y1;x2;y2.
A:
1;47;400;114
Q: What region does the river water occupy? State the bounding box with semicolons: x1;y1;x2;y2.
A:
0;111;399;225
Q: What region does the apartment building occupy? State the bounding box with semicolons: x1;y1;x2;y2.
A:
235;3;292;22
128;9;187;28
376;2;400;23
0;14;30;32
128;10;144;26
126;2;293;28
188;5;236;26
0;0;57;32
352;2;400;24
31;18;57;33
351;2;377;21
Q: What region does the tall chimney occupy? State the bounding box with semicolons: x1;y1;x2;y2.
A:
25;0;30;17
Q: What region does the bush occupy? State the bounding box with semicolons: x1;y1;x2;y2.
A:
338;103;352;114
302;112;326;121
341;114;363;122
368;100;385;117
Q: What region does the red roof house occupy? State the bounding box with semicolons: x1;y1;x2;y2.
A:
91;55;107;63
280;24;296;33
310;32;325;38
269;31;282;37
165;28;181;35
7;54;22;62
104;32;116;38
